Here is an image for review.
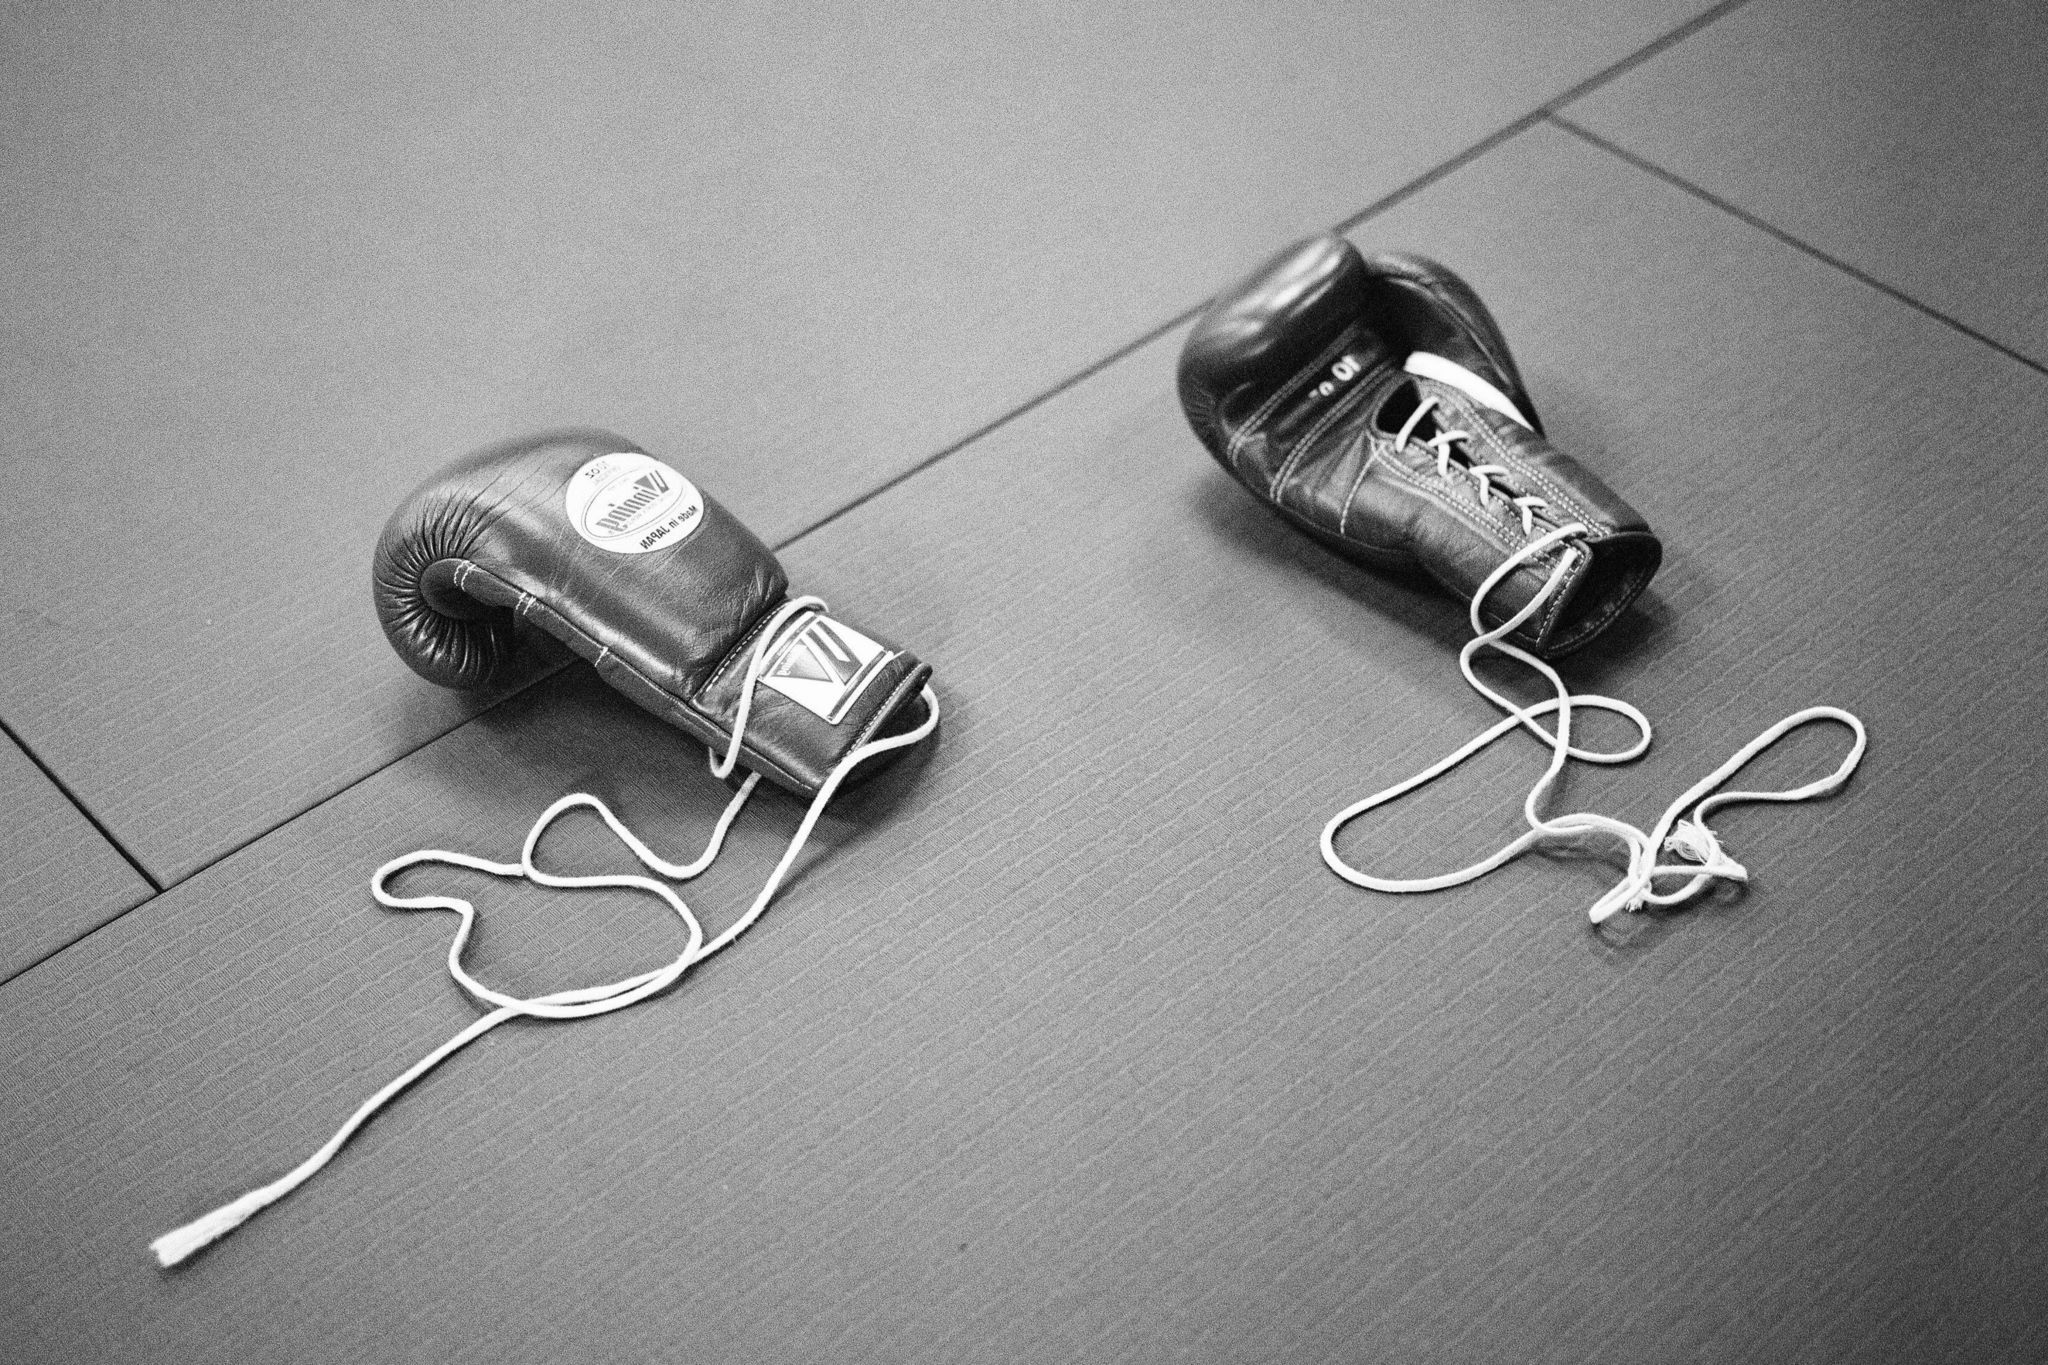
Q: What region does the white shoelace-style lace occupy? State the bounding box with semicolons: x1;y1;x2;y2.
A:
1394;393;1554;535
1320;523;1865;924
152;599;939;1267
1403;351;1535;431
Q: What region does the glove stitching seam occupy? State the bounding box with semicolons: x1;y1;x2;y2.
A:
1226;382;1293;479
1465;411;1601;532
850;666;930;753
1453;411;1624;648
700;597;921;790
1265;331;1369;495
1277;392;1376;519
1371;454;1570;644
1374;444;1522;547
703;599;798;694
452;563;816;793
1336;434;1380;540
1273;378;1375;507
1228;331;1346;468
1230;331;1357;486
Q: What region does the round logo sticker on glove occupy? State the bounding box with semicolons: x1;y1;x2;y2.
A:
565;453;704;554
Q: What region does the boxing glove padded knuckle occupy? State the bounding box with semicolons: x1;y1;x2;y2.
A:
1181;235;1372;402
373;482;527;691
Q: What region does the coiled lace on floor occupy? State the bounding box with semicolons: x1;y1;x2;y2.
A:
1320;524;1865;924
152;598;938;1267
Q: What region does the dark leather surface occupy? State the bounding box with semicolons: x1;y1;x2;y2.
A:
373;432;930;796
1179;236;1659;655
1565;0;2048;364
5;122;2043;1364
0;0;1706;884
1367;250;1547;433
0;733;151;984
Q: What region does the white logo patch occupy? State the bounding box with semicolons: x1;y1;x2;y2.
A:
760;615;894;724
565;452;705;554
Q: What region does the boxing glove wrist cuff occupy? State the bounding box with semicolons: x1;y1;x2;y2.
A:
440;557;933;795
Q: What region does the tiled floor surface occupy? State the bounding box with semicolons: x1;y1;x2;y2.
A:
4;2;2043;1361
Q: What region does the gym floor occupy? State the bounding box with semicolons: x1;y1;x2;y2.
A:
4;2;2043;1360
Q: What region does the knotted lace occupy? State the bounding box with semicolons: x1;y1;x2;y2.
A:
152;601;939;1267
1320;523;1865;924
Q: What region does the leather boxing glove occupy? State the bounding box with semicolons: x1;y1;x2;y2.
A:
152;435;941;1269
1183;241;1868;934
373;430;933;795
1178;234;1660;657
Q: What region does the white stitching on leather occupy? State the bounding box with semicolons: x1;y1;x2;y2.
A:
706;597;802;692
1335;432;1379;539
1228;330;1358;482
1273;377;1374;504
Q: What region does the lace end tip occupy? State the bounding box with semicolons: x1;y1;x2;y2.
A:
1587;896;1634;926
150;1223;218;1268
150;1190;267;1267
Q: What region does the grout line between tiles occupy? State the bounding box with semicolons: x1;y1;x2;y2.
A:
1534;0;1758;119
1328;0;1759;239
168;664;577;888
771;308;1199;552
778;0;1762;557
1549;113;2048;379
0;666;576;992
1;0;1766;984
0;714;161;895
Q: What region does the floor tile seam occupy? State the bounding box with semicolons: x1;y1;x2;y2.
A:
0;712;160;895
779;0;1762;556
1326;0;1760;241
0;662;575;997
1542;0;1759;112
770;305;1199;551
0;0;1773;987
1547;112;2048;379
177;660;577;883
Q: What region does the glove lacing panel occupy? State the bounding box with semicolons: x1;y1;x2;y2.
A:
1393;393;1553;535
1320;523;1866;924
151;599;939;1267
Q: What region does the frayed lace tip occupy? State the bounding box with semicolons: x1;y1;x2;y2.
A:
151;1194;264;1267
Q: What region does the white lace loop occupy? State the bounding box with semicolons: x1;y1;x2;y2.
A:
1395;394;1552;534
1321;523;1866;926
151;605;939;1268
710;595;825;780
